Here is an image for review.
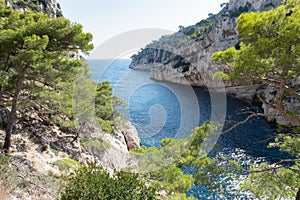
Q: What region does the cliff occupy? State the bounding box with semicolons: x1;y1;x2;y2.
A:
129;0;300;125
5;0;63;18
130;0;281;87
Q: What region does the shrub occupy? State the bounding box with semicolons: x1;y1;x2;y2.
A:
81;138;110;148
53;158;80;171
59;163;158;200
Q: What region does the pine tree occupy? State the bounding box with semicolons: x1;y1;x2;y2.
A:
0;1;93;152
213;0;300;198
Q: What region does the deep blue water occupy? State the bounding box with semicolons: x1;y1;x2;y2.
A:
88;59;288;199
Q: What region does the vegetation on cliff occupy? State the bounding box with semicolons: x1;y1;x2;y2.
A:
0;1;149;199
1;0;300;199
213;0;300;198
5;0;63;17
0;0;93;152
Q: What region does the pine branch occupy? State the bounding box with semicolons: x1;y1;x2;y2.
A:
221;112;283;135
245;159;300;174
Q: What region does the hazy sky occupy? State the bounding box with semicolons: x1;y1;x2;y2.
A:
57;0;227;56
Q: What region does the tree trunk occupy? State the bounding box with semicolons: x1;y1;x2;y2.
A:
0;86;3;105
3;66;27;153
296;188;300;200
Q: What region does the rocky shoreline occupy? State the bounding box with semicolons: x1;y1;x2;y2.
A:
129;0;300;125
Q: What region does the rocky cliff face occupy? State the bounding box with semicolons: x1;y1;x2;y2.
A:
78;118;140;171
5;0;63;18
129;0;300;125
130;0;281;88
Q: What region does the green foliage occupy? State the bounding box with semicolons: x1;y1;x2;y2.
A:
72;73;120;134
0;1;123;150
0;154;14;197
0;154;9;166
53;158;80;171
150;163;194;195
95;81;114;121
59;163;158;200
213;0;300;198
189;20;217;39
212;71;230;81
133;122;228;198
0;2;93;130
241;163;300;199
0;0;11;17
269;133;300;157
163;193;197;200
189;14;220;39
160;138;174;147
95;81;114;133
213;0;300;90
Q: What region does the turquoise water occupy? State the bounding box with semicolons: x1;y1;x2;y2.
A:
88;59;288;199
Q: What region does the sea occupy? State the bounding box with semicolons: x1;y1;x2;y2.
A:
87;59;288;199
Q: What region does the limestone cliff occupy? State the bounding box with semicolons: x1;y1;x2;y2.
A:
5;0;63;18
130;0;281;87
129;0;300;125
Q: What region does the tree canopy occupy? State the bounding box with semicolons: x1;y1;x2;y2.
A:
213;0;300;199
213;0;300;124
59;163;158;200
0;0;93;152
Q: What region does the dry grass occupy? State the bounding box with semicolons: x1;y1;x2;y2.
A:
0;176;9;200
0;154;11;200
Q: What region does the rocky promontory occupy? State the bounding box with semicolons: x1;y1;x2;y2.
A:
129;0;300;125
130;0;281;88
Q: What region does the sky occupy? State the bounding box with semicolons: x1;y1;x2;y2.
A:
57;0;227;57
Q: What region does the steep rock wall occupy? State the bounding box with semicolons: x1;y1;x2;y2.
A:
5;0;63;18
130;0;281;88
129;0;300;125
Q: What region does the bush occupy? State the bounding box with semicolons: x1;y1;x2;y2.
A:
53;158;80;171
81;138;110;148
59;163;158;200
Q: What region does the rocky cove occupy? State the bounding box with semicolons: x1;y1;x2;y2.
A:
1;0;299;199
129;0;300;125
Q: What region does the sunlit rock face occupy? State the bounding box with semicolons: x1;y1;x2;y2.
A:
5;0;63;18
130;0;281;87
130;0;300;125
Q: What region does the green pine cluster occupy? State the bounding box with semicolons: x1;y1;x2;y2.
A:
1;0;300;199
213;0;300;199
0;0;118;152
59;163;157;200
